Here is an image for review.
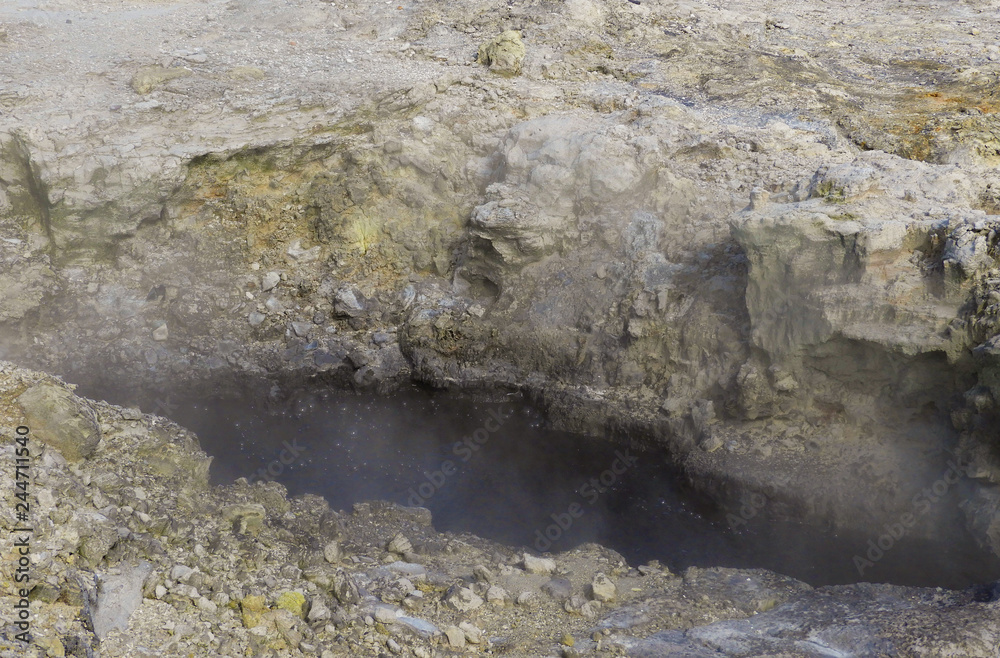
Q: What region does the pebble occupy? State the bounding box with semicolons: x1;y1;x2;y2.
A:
444;625;466;647
291;321;312;337
248;311;266;326
265;296;285;313
262;271;281;291
152;324;169;341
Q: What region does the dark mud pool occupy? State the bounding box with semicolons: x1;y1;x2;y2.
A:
84;383;1000;590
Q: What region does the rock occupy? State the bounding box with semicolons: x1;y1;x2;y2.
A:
331;569;360;605
130;65;191;94
287;238;321;262
240;595;268;628
334;288;365;316
542;578;572;600
291;321;312;337
444;625;466;647
486;584;510;605
197;597;218;614
459;620;483;644
248;311;266;326
17;382;102;461
590;573;616;602
396;616;439;637
445;586;484;612
307;600;331;622
386;533;413;555
170;564;195;582
265;296;284;313
90;562;154;639
523;553;557;575
477;30;525;76
262;271;281;291
516;591;537;608
276;591;306;618
323;541;342;563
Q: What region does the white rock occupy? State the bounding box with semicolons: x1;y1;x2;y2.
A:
590;572;617;602
523;553;556;574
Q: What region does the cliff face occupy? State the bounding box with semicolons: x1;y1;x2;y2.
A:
3;0;1000;652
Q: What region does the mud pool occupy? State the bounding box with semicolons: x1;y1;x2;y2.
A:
75;382;1000;591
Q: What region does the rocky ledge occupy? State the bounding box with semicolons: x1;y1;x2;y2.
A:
1;365;999;658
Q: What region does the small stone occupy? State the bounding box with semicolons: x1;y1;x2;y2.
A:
516;591;537;607
590;573;617;602
542;578;572;600
331;569;360;605
262;271;281;291
276;591;306;618
154;585;167;599
444;625;466;648
523;553;557;575
308;600;331;622
580;601;602;619
170;565;195;582
197;597;218;614
265;296;284;313
323;541;342;563
248;312;266;327
291;322;312;337
477;30;526;76
459;620;483;644
486;585;509;605
387;533;413;555
373;331;392;345
152;324;169;341
375;605;399;624
561;632;575;647
445;586;484;612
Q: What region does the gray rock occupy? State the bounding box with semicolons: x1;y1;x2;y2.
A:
542;578;572;600
291;321;312;337
17;382;102;461
90;562;153;639
323;541;342;563
152;324;168;341
262;271;281;292
265;296;284;313
248;311;266;326
331;569;360;605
